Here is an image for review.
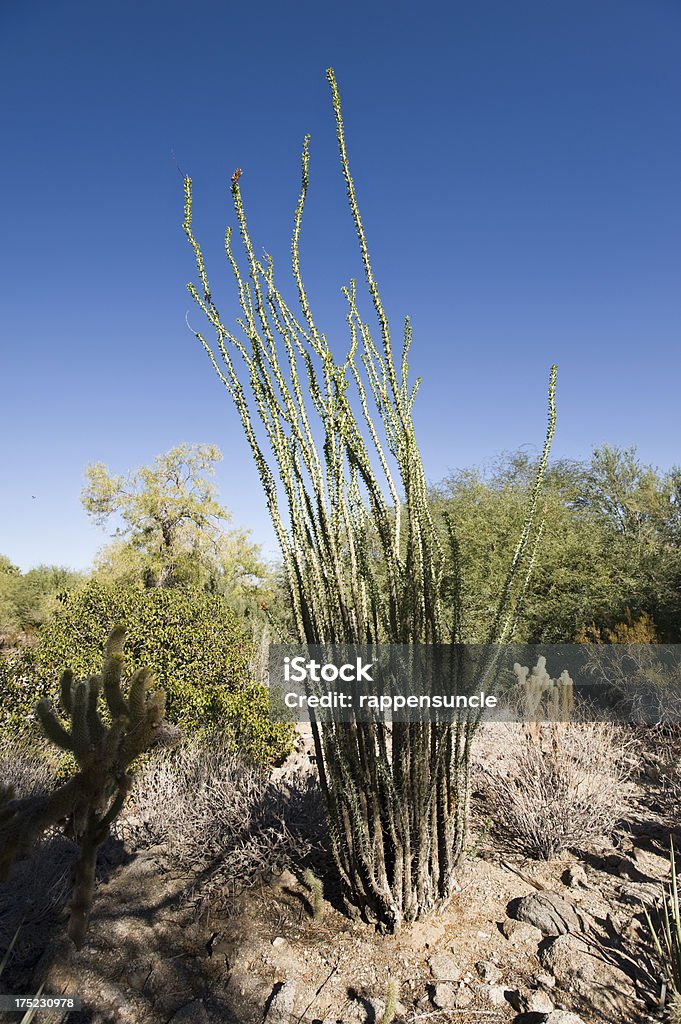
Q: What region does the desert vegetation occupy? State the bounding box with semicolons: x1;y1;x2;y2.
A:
1;67;681;1024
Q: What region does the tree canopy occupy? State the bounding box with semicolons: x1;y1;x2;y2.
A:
431;445;681;643
82;444;280;620
82;443;228;588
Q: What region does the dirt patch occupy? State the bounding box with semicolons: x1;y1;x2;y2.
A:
1;727;675;1024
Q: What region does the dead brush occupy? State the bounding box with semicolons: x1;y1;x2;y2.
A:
119;731;313;885
481;659;631;859
483;720;629;859
0;733;58;800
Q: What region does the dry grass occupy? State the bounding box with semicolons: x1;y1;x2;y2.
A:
119;732;318;882
479;720;630;859
0;733;79;988
0;731;57;798
636;724;681;801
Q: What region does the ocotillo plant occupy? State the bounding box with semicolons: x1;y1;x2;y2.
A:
0;628;171;947
183;67;556;928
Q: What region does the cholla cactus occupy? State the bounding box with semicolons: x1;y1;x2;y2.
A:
379;978;399;1024
303;867;324;919
0;628;172;947
516;656;574;744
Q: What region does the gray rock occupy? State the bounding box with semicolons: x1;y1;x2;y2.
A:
545;1013;587;1024
511;892;585;936
485;984;514;1007
454;986;474;1008
500;917;543;944
266;980;297;1024
428;952;461;982
508;987;554;1014
539;934;590;981
563;864;589;889
619;880;660;907
170;1001;209;1024
475;960;501;983
431;983;457;1009
534;971;556;989
540;934;638;1019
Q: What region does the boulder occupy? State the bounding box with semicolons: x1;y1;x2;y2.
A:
266;981;298;1024
510;892;585;936
428;952;461;982
500;918;542;944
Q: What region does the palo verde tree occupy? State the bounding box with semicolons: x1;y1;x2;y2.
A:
183;68;556;928
82;443;227;589
82;443;269;602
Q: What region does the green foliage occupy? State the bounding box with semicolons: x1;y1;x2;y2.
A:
576;609;659;644
0;558;82;639
207;681;295;766
431;446;681;642
0;557;20;636
2;580;293;765
0;629;170;947
644;842;681;1015
82;444;283;621
82;442;226;542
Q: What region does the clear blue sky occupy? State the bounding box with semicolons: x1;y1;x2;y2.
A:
1;0;679;572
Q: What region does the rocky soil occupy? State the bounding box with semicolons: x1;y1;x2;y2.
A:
0;728;677;1024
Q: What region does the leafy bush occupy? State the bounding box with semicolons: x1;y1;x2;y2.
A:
0;579;293;765
0;556;83;640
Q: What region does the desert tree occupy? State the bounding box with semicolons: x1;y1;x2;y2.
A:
183;68;556;928
82;443;271;607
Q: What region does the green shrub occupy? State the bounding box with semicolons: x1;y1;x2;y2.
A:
0;580;293;765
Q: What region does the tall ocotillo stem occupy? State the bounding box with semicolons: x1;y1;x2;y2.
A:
183;68;557;928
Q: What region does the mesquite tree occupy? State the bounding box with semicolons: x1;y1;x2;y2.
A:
183;68;556;929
